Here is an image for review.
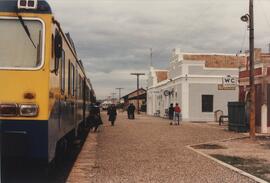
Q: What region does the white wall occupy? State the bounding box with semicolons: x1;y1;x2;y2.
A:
146;51;239;122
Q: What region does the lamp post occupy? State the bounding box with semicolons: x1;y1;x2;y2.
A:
241;0;255;138
130;73;145;114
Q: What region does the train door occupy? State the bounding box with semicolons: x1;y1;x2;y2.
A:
82;79;86;127
59;49;66;136
68;61;75;132
74;68;78;137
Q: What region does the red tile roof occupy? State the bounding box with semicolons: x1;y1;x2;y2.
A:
155;71;168;83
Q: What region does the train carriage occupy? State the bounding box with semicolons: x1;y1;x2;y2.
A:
0;0;95;164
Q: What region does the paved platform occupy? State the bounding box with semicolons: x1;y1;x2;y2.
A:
67;112;255;183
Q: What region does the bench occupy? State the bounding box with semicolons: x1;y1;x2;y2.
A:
164;109;169;118
219;115;228;125
154;110;160;116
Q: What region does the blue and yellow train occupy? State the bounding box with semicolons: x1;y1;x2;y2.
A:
0;0;95;164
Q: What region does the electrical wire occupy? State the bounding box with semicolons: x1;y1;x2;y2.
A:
257;0;270;30
238;26;248;54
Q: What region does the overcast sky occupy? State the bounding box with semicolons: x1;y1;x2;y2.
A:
47;0;270;99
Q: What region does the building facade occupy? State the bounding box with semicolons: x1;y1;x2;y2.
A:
239;48;270;133
122;88;146;111
147;49;246;122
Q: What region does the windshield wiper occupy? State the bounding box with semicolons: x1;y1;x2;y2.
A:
36;30;42;66
17;15;37;48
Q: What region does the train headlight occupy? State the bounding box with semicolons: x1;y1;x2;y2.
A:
19;104;39;117
18;0;38;10
0;104;18;117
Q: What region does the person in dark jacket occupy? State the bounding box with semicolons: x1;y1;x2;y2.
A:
88;104;103;132
127;104;131;119
168;103;174;125
129;103;136;119
107;104;117;126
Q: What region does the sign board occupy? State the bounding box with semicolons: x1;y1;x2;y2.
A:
222;76;237;88
218;84;236;90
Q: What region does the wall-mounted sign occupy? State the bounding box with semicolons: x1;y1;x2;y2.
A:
218;84;236;90
222;75;237;88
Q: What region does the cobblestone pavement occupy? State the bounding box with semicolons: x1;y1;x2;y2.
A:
68;112;255;183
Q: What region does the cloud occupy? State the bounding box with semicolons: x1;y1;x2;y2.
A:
47;0;270;98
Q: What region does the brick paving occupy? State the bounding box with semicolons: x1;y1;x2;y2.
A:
67;112;255;183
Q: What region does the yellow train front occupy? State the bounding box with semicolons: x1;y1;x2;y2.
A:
0;0;95;164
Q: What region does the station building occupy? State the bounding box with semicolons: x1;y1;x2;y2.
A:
121;88;147;111
239;48;270;133
147;49;246;122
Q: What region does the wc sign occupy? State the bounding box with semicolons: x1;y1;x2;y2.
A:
222;75;237;88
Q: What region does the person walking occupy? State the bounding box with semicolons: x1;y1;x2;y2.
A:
174;103;181;125
129;103;136;119
168;103;174;125
107;104;117;126
88;104;103;132
127;104;131;119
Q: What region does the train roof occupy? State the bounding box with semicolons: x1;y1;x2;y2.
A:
0;0;52;14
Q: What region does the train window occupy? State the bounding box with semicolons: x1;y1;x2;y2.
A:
68;60;71;95
0;19;43;69
51;34;54;59
81;77;84;99
79;76;82;99
74;70;79;97
61;50;65;94
71;64;75;96
55;31;62;59
80;76;84;99
68;62;75;96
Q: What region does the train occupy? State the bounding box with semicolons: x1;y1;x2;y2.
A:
0;0;96;164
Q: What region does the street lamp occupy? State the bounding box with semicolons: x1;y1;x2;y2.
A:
241;0;255;139
241;14;249;23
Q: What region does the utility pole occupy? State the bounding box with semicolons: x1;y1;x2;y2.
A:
242;0;256;138
130;73;145;114
241;0;256;139
249;0;256;139
116;88;124;103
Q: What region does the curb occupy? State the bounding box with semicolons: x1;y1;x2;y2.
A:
187;136;249;147
186;144;268;183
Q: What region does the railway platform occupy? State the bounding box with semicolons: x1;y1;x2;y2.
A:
66;112;255;183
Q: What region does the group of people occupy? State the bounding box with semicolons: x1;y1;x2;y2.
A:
87;103;118;132
127;103;136;119
88;102;181;131
168;103;182;125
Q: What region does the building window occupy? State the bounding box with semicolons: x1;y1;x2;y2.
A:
68;61;70;95
61;50;65;94
71;65;75;96
202;95;213;112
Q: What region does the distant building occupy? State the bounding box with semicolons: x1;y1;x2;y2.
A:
121;88;146;111
147;48;246;121
239;48;270;133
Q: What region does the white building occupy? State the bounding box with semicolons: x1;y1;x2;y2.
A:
147;49;246;122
